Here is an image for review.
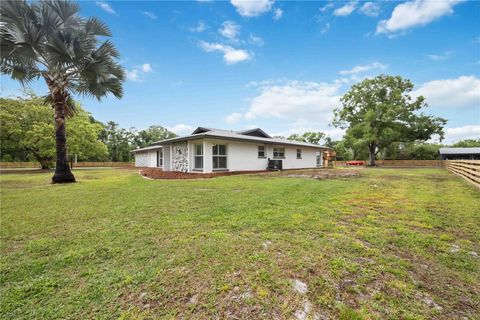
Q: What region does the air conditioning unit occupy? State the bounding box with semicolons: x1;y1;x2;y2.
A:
267;159;283;171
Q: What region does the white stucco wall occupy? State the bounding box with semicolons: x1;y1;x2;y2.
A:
198;139;322;172
209;139;268;172
163;146;171;171
134;147;163;168
135;152;149;167
138;139;323;172
279;146;320;169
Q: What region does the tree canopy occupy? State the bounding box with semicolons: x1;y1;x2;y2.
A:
333;75;446;166
287;132;326;145
0;96;107;168
451;139;480;148
134;125;178;148
0;96;178;166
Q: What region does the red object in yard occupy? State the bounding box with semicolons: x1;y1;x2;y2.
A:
346;160;364;166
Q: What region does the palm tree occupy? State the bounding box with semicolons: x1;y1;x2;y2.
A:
1;0;124;183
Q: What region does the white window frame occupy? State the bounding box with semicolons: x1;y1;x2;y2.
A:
258;146;265;158
194;144;203;170
273;147;285;159
316;151;322;167
156;150;163;167
212;144;228;170
296;149;302;159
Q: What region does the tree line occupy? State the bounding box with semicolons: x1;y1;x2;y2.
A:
0;95;177;167
285;131;479;161
2;93;478;169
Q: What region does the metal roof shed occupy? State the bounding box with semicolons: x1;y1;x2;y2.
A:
438;147;480;160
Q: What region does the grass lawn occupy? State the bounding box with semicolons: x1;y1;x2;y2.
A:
1;168;479;319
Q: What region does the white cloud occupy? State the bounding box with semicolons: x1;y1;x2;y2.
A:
198;41;252;65
339;62;387;75
141;11;157;19
167;124;195;135
248;34;264;46
219;21;241;41
321;22;331;34
141;63;152;73
125;69;140;81
126;63;153;82
444;125;480;144
96;1;116;15
359;2;381;17
426;50;453;61
190;21;208;33
230;0;274;17
225;112;243;124
333;2;357;17
413;75;480;108
243;80;342;124
319;3;335;12
377;0;463;35
273;8;283;20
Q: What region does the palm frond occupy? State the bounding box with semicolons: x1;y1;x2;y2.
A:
1;0;124;101
34;2;63;33
0;1;28;25
85;17;112;37
1;60;41;85
45;0;80;28
75;75;123;100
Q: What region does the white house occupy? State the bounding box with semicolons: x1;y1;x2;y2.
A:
133;127;329;173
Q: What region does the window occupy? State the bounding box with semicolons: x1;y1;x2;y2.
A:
273;147;285;158
156;150;163;167
213;144;227;169
258;146;265;158
296;149;302;159
194;144;203;169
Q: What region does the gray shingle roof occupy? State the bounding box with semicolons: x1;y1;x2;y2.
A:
138;127;330;150
132;145;164;153
439;147;480;155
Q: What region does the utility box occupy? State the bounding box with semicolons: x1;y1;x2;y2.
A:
267;159;283;171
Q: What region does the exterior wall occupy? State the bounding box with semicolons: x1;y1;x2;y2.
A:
148;151;157;167
203;140;213;173
163;147;171;171
200;139;322;172
134;148;163;168
140;139;324;172
172;142;189;172
135;151;149;167
212;139;268;172
276;146;320;169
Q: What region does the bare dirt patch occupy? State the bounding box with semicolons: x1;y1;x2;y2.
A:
282;169;360;180
139;167;268;180
139;168;362;180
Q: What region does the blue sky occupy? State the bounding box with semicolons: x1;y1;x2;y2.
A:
1;0;479;143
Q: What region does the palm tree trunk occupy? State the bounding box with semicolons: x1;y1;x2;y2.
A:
52;102;75;183
44;75;75;183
